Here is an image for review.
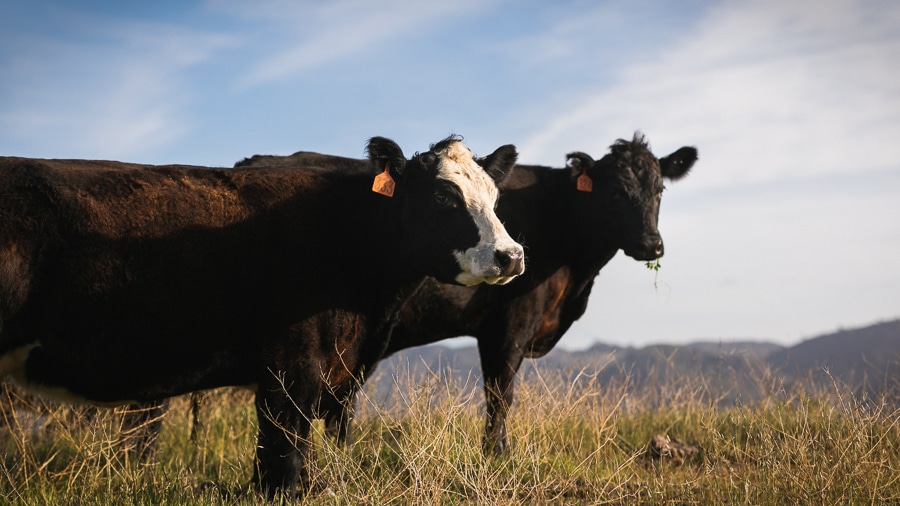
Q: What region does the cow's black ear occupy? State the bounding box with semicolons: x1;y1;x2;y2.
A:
366;136;407;177
477;144;518;185
659;146;697;181
566;152;594;178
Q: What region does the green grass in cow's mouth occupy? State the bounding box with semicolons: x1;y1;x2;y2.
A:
645;258;662;272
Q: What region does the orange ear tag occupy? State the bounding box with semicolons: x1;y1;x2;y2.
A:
372;162;395;197
576;170;593;192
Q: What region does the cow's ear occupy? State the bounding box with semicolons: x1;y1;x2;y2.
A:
659;146;697;181
566;152;595;178
366;136;407;177
477;144;518;185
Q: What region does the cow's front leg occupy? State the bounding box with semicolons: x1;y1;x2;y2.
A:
478;339;525;456
252;376;318;498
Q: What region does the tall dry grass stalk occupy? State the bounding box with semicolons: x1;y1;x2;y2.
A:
1;359;899;504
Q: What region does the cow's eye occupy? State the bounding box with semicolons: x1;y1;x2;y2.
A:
435;192;452;207
434;183;464;209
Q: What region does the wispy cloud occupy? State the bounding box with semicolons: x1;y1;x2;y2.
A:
520;1;900;189
0;14;234;160
211;0;490;88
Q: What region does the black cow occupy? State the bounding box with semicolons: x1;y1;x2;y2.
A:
236;133;697;454
0;136;523;497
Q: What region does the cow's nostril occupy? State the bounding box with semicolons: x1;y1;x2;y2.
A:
495;249;511;270
640;236;664;259
495;248;525;275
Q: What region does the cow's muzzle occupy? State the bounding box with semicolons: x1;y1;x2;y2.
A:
480;245;525;285
454;242;525;286
627;235;664;261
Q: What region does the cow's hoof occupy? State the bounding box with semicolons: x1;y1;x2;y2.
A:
482;437;509;457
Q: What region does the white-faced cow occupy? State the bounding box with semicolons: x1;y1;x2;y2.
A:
233;133;697;454
0;135;524;497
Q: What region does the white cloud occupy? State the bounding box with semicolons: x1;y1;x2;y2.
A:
520;0;900;190
0;18;234;160
211;0;491;88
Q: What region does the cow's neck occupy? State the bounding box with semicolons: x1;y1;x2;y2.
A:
542;169;619;282
243;169;420;325
336;210;422;322
318;206;427;376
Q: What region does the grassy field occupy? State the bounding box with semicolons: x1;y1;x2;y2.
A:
1;363;899;505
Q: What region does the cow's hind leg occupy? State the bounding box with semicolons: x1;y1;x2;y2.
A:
323;404;351;445
322;387;355;445
118;399;169;461
189;392;204;441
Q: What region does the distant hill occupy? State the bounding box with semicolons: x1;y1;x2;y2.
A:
684;341;785;358
766;319;900;396
364;319;900;406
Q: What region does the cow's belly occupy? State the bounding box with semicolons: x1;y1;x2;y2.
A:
0;338;256;405
523;267;571;358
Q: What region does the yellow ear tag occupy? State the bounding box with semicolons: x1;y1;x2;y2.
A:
576;169;593;192
372;162;395;197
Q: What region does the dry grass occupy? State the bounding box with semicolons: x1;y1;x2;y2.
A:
1;362;899;505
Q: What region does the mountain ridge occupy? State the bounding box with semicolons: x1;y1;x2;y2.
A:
364;318;900;405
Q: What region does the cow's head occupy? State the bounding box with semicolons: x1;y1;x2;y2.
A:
567;133;697;261
367;135;524;286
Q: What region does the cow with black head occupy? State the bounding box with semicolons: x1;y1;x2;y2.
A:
378;133;696;454
0;135;522;497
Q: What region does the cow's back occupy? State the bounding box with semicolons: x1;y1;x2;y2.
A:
2;157;334;235
0;157;357;402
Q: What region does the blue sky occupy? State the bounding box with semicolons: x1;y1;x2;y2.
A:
2;0;898;348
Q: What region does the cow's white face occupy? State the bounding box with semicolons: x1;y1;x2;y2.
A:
434;141;524;286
